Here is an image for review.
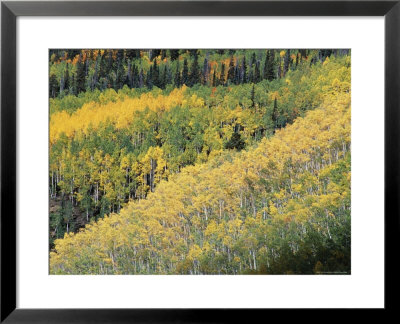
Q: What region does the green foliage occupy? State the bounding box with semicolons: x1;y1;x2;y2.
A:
49;49;351;275
49;49;348;100
225;133;245;151
50;83;351;274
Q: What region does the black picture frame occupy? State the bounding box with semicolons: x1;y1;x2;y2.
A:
1;0;399;322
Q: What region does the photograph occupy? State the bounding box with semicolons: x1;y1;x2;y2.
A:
48;48;351;275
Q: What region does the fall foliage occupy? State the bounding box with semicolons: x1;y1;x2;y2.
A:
49;49;351;274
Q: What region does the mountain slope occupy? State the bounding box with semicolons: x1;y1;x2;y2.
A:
50;89;351;275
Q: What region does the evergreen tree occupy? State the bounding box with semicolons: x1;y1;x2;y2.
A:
70;74;76;94
212;69;217;87
250;52;256;67
182;58;189;86
188;49;199;57
67;49;80;60
152;59;159;88
300;49;307;60
278;56;282;79
92;58;99;90
283;49;290;77
219;63;226;86
272;97;278;129
160;65;167;89
240;57;247;84
234;63;240;85
123;61;131;88
139;68;144;88
150;49;161;61
165;64;173;86
132;65;139;88
116;59;125;89
264;50;275;81
75;55;86;93
174;61;181;88
189;53;200;86
225;133;245;151
49;74;59;98
251;83;256;109
169;49;180;61
126;61;132;88
202;57;209;85
125;49;137;60
99;53;108;80
227;56;235;84
64;64;70;92
254;61;261;83
147;66;153;89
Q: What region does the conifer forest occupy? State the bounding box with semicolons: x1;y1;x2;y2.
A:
49;49;351;274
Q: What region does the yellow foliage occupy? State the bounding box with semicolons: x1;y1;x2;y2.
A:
50;87;187;144
50;88;351;274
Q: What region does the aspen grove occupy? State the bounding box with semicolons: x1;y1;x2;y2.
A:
49;49;351;274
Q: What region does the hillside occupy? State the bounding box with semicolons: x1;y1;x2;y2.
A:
50;87;351;275
49;52;350;247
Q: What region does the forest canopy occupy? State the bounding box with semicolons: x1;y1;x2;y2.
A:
49;49;351;274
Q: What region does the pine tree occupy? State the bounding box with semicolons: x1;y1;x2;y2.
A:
264;50;275;81
251;84;256;109
240;57;247;84
219;63;226;86
272;97;278;129
64;64;70;93
189;53;200;86
75;55;86;93
227;56;235;84
182;58;189;86
92;58;99;90
224;133;245;151
116;59;125;89
254;61;261;83
234;63;240;85
71;74;76;94
283;49;290;77
125;49;136;60
248;69;254;84
160;65;167;89
126;61;132;88
150;49;161;61
152;59;159;88
174;60;181;88
188;49;199;57
49;74;59;98
250;52;256;67
202;57;209;85
147;66;153;89
99;53;107;80
170;49;180;61
124;62;131;88
278;56;282;79
165;64;173;86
